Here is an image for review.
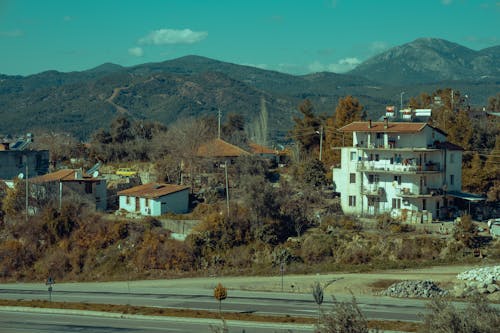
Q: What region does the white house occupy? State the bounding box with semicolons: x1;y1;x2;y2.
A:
332;119;464;222
117;183;190;216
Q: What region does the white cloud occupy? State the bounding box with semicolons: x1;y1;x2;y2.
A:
128;47;144;57
441;0;452;5
139;28;208;45
307;57;361;73
369;41;389;53
63;16;72;22
0;29;23;37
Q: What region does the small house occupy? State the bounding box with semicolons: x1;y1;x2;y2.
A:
117;183;190;216
30;169;107;211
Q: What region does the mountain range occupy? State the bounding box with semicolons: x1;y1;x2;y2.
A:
0;38;498;141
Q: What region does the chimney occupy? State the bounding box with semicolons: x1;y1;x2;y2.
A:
384;117;388;129
368;119;372;129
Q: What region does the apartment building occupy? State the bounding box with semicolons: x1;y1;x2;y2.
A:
332;118;463;222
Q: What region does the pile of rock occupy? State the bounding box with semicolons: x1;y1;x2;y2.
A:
454;266;499;299
380;280;448;298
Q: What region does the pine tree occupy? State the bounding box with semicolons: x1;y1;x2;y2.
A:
290;99;322;156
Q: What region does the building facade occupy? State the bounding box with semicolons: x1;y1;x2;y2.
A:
0;143;49;180
118;183;190;216
333;120;463;222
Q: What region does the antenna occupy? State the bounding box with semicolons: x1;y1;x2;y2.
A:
86;162;101;176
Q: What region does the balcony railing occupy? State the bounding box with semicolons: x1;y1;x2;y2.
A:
396;187;444;198
361;184;384;196
356;161;441;173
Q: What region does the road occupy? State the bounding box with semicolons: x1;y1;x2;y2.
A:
0;283;428;322
0;310;311;333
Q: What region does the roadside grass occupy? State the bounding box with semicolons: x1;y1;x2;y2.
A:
0;299;421;332
367;279;403;293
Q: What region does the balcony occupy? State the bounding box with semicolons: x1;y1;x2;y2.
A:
361;184;384;196
354;143;439;152
396;186;444;198
356;161;441;174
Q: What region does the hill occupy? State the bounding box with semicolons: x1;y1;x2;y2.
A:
0;38;499;141
349;38;500;84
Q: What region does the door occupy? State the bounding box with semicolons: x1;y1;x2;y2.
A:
135;197;140;212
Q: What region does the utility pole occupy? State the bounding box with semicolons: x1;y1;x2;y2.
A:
224;160;230;215
319;126;323;161
24;156;28;222
217;108;222;139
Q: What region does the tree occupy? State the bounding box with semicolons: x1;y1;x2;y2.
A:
323;96;364;167
290;99;323;156
487;92;500;112
213;283;227;315
453;215;478;249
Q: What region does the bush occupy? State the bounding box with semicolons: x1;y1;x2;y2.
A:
316;295;378;333
419;296;500;333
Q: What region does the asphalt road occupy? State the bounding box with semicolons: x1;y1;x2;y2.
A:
0;310;312;333
0;284;427;322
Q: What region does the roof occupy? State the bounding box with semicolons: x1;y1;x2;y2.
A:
435;141;464;151
196;138;250;158
447;191;485;202
117;183;190;199
248;142;276;155
30;169;100;184
338;121;447;136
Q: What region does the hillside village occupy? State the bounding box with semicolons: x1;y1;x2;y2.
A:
0;86;499;284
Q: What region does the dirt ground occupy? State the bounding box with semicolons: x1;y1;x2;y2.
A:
183;263;498;296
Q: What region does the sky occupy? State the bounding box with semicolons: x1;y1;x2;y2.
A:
0;0;499;76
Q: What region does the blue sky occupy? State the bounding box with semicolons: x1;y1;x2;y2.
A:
1;0;499;76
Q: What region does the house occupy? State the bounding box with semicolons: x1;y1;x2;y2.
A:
30;169;107;211
196;138;250;161
0;142;49;180
117;183;190;216
248;142;278;164
332;119;467;222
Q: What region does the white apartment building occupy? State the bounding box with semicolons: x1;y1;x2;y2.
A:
332;119;463;222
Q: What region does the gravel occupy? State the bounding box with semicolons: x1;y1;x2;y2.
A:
380;280;448;298
456;266;499;284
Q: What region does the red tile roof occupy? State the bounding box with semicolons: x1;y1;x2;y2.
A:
117;183;189;199
338;121;446;135
248;142;276;155
196;138;250;158
30;169;99;184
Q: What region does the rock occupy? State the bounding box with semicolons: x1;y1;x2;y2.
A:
477;288;489;294
487;284;499;294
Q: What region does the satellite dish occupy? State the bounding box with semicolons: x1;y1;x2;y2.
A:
92;171;99;178
18;173;24;179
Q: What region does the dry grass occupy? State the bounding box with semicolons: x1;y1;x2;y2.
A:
367;279;402;292
0;299;422;331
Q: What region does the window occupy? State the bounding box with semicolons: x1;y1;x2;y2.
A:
145;198;150;207
126;196;130;204
422;199;427;210
350;173;356;184
394;175;401;185
350;151;356;161
450;153;455;163
450;174;454;185
376;133;382;139
368;174;374;184
368;175;379;184
375;154;379;161
392;198;401;209
349;195;356;207
85;182;93;194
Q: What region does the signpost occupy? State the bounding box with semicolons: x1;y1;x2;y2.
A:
46;277;54;302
